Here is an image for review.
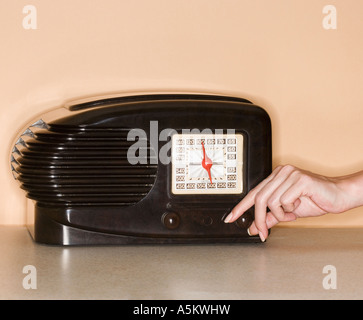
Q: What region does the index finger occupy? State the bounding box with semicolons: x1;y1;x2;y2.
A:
224;166;283;223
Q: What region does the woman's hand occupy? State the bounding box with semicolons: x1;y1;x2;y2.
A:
224;165;363;242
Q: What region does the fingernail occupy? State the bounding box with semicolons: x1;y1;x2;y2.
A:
258;231;266;242
247;228;251;236
224;212;233;223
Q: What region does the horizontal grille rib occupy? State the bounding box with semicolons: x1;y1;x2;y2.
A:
12;121;158;206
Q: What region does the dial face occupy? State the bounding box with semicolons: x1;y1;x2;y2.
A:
171;133;243;195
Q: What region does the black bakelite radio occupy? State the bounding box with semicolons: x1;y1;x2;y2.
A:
11;94;272;245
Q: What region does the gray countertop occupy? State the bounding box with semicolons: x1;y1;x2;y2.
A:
1;226;363;300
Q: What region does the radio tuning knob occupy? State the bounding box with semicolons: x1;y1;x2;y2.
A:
235;212;253;229
162;212;180;230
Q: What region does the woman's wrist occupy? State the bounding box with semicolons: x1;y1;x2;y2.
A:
335;171;363;212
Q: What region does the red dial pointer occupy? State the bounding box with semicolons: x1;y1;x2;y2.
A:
201;142;213;183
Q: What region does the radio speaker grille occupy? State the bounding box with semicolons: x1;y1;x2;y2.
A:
11;120;158;207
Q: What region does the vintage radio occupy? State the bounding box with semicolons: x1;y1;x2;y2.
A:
10;94;272;245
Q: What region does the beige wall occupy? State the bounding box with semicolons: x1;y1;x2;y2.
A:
1;0;362;226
